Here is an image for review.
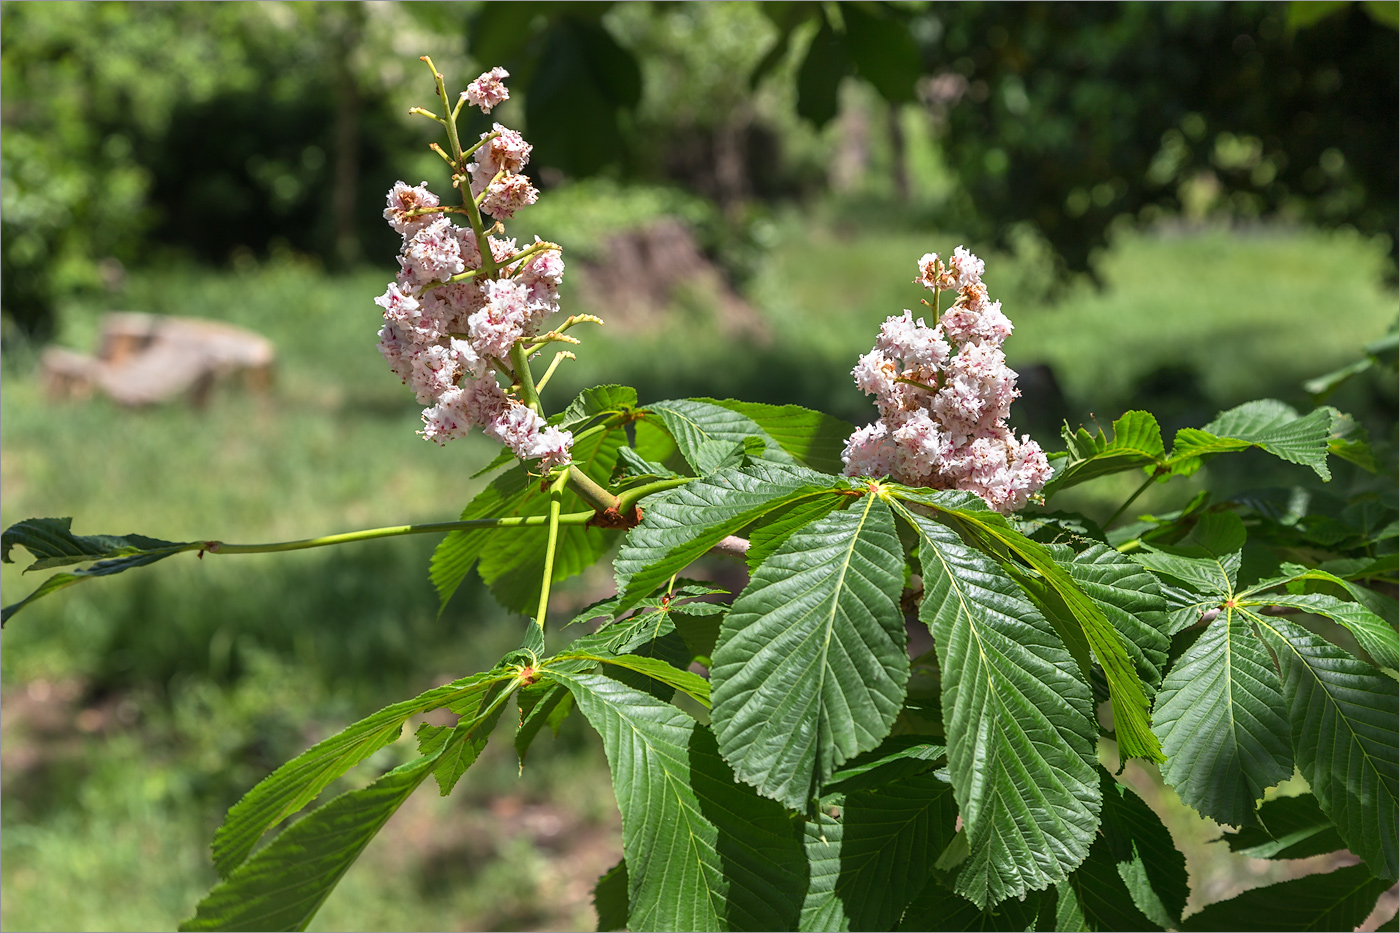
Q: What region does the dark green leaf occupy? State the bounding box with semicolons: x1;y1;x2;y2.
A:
800;773;959;931
1224;794;1347;860
898;877;1048;931
796;16;852;128
1099;772;1189;928
824;736;946;794
1180;863;1392;931
1057;834;1164;931
898;503;1100;909
841;2;921;102
1065;544;1172;689
1252;613;1399;881
550;671;806;931
1168;400;1333;480
593;860;628;932
712;496;909;810
515;682;573;768
703;398;854;474
1249;592;1398;671
1152;610;1293;827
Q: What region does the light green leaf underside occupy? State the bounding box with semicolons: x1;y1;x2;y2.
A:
1152;610;1293;826
557;384;638;432
1180;863;1393;931
551;671;805;932
613;460;845;613
210;670;509;877
899;503;1100;909
711;496;909;810
1252;613;1399;882
799;773;958;932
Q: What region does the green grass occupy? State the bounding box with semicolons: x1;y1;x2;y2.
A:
1;218;1395;930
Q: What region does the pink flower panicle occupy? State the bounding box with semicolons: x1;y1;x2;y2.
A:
842;248;1051;513
376;67;571;468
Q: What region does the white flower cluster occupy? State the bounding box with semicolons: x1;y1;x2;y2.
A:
375;69;571;468
842;247;1052;513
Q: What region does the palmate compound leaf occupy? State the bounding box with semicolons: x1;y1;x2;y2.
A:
896;503;1100;909
1167;399;1334;480
1179;862;1393;932
612;460;850;614
1251;612;1399;881
710;495;909;811
430;422;625;615
799;772;959;932
209;670;513;877
1151;609;1294;827
548;670;806;932
183;694;507;932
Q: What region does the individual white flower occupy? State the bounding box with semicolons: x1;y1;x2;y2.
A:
384;181;440;236
462;67;510;113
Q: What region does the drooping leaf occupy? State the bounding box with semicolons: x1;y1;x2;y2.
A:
1152;610;1293;827
550;671;806;931
703;398;854;474
1099;772;1189;928
897;877;1049;931
1168;400;1333;480
593;860;629;932
1042;411;1166;497
184;698;503;932
1179;863;1393;931
414;685;507;795
711;496;909;810
799;773;959;931
897;503;1100;909
643;397;798;475
900;487;1161;762
1223;793;1346;860
431;423;625;614
1065;544;1172;689
1;517;195;623
515;682;574;768
613;460;846;612
210;670;512;877
1252;613;1399;881
823;736;946;794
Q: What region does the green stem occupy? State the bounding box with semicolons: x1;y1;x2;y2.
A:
509;342;542;415
1103;473;1157;530
204;513;594;556
616;476;692;512
566;465;618;513
535;470;571;630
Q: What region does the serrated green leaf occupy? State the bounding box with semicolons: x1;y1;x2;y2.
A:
898;504;1100;909
612;445;679;482
1324;408;1379;472
1180;863;1392;931
644;397;798;475
703;398;854;474
897;878;1049;931
1;517;195;624
711;496;909;810
550;671;806;931
1252;613;1399;881
1134;511;1246;598
823;736;946;794
1057;834;1164;931
1043;411;1166;497
414;686;506;795
1099;772;1189;928
1249;592;1398;671
184;693;505;932
745;494;845;572
800;773;959;931
561;652;711;709
515;682;573;768
899;487;1161;762
593;860;628;932
1152;609;1293;826
1168;400;1333;480
1066;544;1172;689
209;671;510;877
557;384;638;432
1224;793;1346;860
613;460;845;613
430;424;625;615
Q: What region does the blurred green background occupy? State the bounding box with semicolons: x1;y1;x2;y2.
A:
1;2;1396;930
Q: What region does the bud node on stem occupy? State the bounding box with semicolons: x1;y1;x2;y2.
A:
586;506;644;529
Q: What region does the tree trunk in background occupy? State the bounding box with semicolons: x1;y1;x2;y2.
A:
331;3;363;268
714;104;751;222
